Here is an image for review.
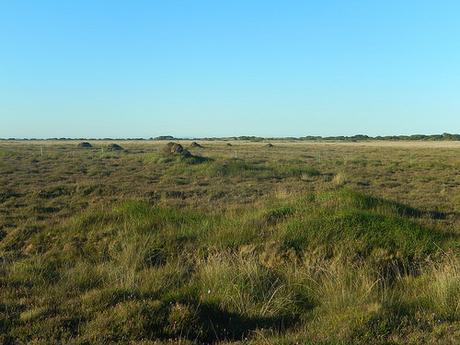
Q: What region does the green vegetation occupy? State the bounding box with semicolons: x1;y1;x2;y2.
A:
4;132;460;141
1;140;460;344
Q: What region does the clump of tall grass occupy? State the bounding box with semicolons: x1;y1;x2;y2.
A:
392;252;460;320
196;252;296;318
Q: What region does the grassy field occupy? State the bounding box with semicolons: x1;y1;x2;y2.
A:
1;140;460;344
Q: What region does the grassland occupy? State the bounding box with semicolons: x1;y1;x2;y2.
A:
1;140;460;344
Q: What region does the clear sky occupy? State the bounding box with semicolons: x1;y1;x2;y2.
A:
1;1;460;138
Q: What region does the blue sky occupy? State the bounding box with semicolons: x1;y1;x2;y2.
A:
1;1;460;138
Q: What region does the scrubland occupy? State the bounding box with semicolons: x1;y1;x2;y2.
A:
1;140;460;344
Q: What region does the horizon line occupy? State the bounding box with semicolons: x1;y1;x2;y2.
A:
1;133;460;141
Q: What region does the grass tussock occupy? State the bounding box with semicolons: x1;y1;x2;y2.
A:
1;188;458;344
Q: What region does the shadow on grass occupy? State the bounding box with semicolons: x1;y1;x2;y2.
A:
197;303;299;343
187;155;213;164
344;190;449;220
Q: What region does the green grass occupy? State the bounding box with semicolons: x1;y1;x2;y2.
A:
208;158;320;179
1;141;460;344
1;188;457;344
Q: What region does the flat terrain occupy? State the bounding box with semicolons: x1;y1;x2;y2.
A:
1;140;460;344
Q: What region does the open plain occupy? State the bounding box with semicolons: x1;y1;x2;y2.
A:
1;140;460;344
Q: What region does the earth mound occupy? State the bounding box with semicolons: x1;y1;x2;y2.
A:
77;142;92;148
190;142;204;148
106;143;124;151
164;142;192;157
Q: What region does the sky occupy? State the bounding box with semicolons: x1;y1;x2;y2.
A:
1;1;460;138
